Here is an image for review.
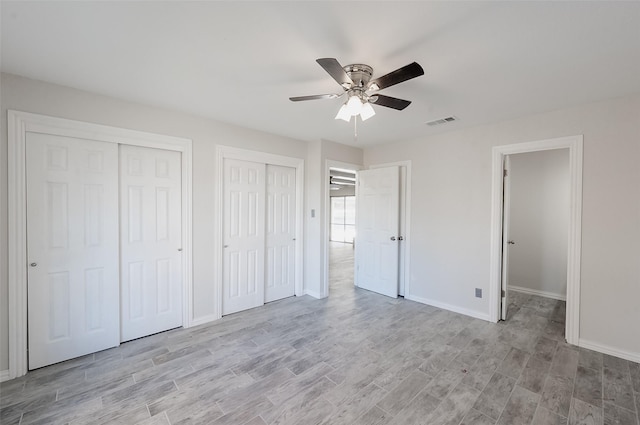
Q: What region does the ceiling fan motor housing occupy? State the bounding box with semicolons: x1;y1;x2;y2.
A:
344;64;374;102
343;64;373;88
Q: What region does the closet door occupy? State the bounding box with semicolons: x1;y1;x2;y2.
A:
120;145;183;342
27;132;120;369
265;165;296;303
222;159;266;315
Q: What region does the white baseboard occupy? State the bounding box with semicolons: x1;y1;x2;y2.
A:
405;294;491;322
189;314;219;328
0;369;10;383
305;289;323;299
579;338;640;364
509;285;566;302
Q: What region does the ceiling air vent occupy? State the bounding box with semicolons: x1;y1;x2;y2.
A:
426;116;457;126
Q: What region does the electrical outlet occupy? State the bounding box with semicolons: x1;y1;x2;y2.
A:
475;288;482;298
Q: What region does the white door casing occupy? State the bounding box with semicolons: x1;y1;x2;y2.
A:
265;165;296;303
120;145;183;342
397;166;407;296
500;155;511;321
489;136;582;347
222;159;266;315
356;166;400;298
26;132;120;369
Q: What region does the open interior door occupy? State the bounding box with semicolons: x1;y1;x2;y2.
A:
355;166;400;298
501;155;512;320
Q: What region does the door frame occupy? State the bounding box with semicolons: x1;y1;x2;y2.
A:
500;155;512;321
215;145;304;318
323;160;362;298
489;135;583;345
7;110;194;379
369;160;412;298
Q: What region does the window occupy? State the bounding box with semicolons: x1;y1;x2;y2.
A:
330;196;355;243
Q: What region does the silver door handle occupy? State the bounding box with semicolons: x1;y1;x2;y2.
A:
30;262;37;267
177;248;182;252
508;240;515;245
390;236;396;241
224;245;229;248
398;236;404;241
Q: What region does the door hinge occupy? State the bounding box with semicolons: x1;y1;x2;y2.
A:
501;289;506;297
503;169;508;177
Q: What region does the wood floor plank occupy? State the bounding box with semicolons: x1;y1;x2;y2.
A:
3;243;638;425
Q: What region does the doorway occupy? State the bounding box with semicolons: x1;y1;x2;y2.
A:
500;149;570;340
328;168;357;296
489;135;583;345
323;161;412;300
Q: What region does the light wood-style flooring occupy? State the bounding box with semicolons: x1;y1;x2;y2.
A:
1;242;639;424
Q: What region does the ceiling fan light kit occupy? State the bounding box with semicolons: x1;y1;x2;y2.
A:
335;104;351;122
290;58;424;124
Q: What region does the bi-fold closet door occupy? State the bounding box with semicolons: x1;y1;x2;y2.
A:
26;133;182;370
222;159;296;315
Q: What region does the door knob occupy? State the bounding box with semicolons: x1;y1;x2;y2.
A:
390;236;396;241
30;262;37;267
508;240;515;245
177;248;182;252
398;236;404;241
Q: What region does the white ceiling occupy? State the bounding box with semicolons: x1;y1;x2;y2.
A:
2;1;640;147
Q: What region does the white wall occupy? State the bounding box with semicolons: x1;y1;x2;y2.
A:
364;94;640;359
508;150;569;299
0;73;314;372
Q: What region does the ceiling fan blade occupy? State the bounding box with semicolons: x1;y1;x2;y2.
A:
367;62;424;91
289;93;342;102
316;58;353;88
369;94;412;110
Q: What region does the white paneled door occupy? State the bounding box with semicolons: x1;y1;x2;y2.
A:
222;159;266;315
356;166;400;298
26;133;120;369
265;165;296;303
120;145;183;342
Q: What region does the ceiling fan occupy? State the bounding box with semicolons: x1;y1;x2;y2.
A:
290;58;424;122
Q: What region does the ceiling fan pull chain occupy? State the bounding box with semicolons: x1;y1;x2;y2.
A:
354;116;358;141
